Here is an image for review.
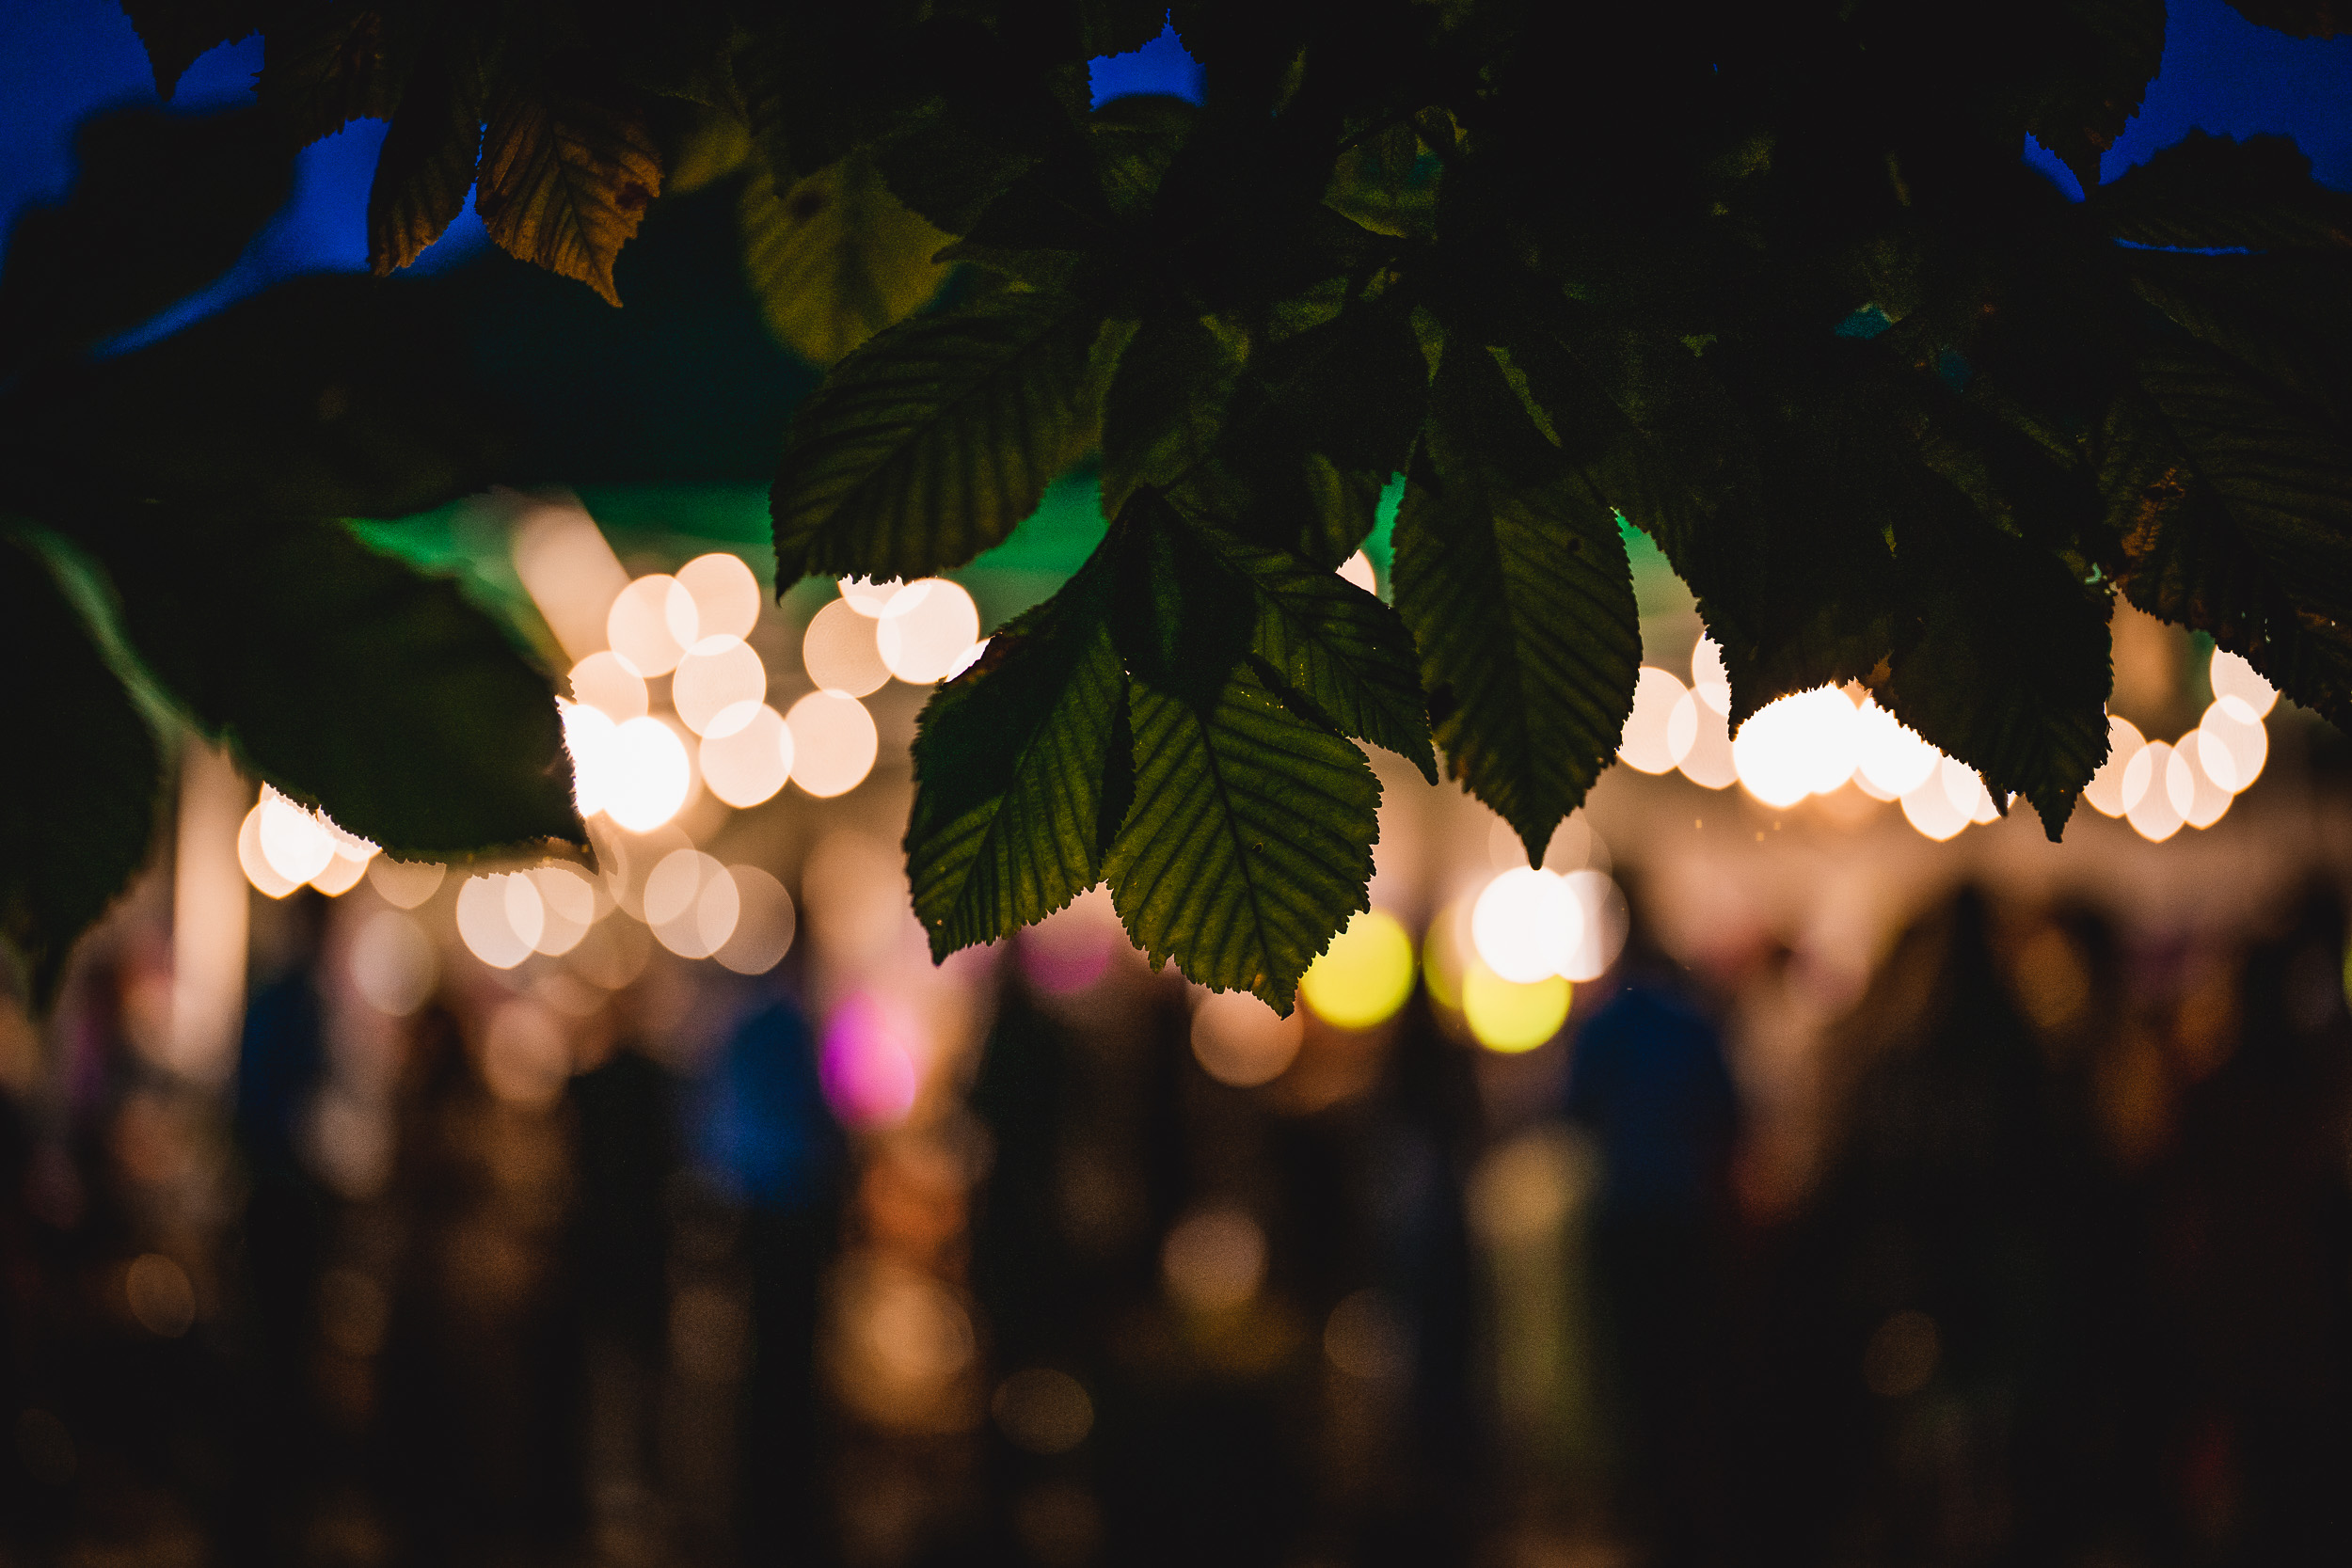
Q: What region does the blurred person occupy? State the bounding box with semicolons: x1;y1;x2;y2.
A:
1560;893;1740;1566
691;974;843;1565
2138;885;2352;1563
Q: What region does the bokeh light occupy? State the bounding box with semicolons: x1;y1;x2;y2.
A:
1191;990;1304;1086
993;1369;1094;1454
1734;688;1860;807
786;692;880;798
2196;701;2267;794
1619;666;1693;774
877;578;983;685
673;636;768;736
1899;769;1971;841
510;504;631;663
838;576;907;617
528;863;599;956
2125;740;2186;842
366;857;445;909
309;841;375;896
700;704;795;808
803;598;892;696
456;874;536;969
1673;691;1739;788
1852;698;1940;799
238;804;300;898
607;575;695;676
2172;742;2232;830
714;865;797;974
645;849;739;959
1472;868;1584;984
1558;871;1629;983
1337;551;1378;594
2083;716;2149;817
2210;647;2278;719
1690;637;1731;715
567;650;648;721
258;786;338;884
1161;1208;1266;1312
601;716;694;832
1462;963;1570;1053
1297;910;1415;1028
349;910;437;1016
820;992;923;1127
675;552;762;644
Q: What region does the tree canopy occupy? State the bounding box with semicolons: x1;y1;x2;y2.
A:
5;0;2352;1009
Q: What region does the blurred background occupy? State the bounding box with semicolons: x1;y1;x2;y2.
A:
8;6;2352;1568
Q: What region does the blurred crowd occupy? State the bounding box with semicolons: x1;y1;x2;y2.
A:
3;856;2349;1568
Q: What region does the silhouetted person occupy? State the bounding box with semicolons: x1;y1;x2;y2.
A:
1564;905;1739;1566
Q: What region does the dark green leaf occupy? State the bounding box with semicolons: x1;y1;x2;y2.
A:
1879;526;2114;838
1104;659;1380;1014
2123;251;2352;426
2090;131;2352;251
739;151;953;368
0;106;292;371
368;33;485;276
1100;312;1248;515
771;290;1108;585
477;67;663;306
82;515;580;860
0;534;161;1003
905;557;1129;958
259;5;405;147
1393;344;1640;863
119;0;268;101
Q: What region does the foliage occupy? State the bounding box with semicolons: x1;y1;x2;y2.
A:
7;0;2352;1009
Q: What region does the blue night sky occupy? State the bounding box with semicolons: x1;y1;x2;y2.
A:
1;0;2345;318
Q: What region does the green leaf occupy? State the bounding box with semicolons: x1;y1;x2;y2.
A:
1392;344;1640;863
739;151;954;368
476;68;663;306
2090;131;2352;251
0;106;293;371
1879;526;2114;837
2123;251;2352;426
368;32;485;276
18;276;502;523
0;533;161;1003
905;557;1129;958
1100;312;1248;515
1104;659;1380;1014
771;290;1108;586
119;0;268;101
80;515;580;860
259;5;405;147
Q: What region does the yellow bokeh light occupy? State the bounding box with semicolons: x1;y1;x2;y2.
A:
1690;637;1731;715
1337;550;1378;595
1298;910;1415;1029
673;636;768;736
714;865;797;974
2082;716;2147;817
1472;868;1583;983
258;786;337;883
2196;701;2267;794
1618;666;1692;774
1462;963;1570;1053
567;650;648;721
838;576;907;617
1191;990;1304;1085
786;691;879;798
607;575;694;677
456;875;533;969
366;857;445;909
1673;691;1739;788
1852;698;1939;798
2209;648;2278;719
601;716;693;832
2125;740;2185;842
237;803;300;898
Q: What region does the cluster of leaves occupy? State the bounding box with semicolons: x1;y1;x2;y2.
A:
0;106;580;999
24;0;2352;1014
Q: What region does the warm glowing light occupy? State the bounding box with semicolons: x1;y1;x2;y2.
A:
700;704;794;808
1191;991;1304;1085
482;1001;570;1106
456;874;535;969
366;857;444;909
309;844;373;896
877;578;982;684
945;638;990;679
2125;740;2185;841
529;863;598;956
1162;1209;1266;1311
1690;637;1732;715
560;701;617;817
602;716;693;832
714;865;796;974
2082;716;2148;817
1558;871;1629;983
675;552;762;644
2210;648;2278;719
1733;689;1857;808
786;692;879;797
607;575;694;676
1938;756;1999;825
258;786;338;883
1619;667;1692;774
349;910;437;1015
1337;551;1377;594
1852;698;1939;798
567;650;647;721
820;992;922;1126
1298;910;1415;1028
238;804;300;897
1672;692;1739;788
2177;740;2233;829
1899;770;1971;841
803;598;892;696
838;576;907;617
511;503;630;663
1472;868;1584;984
1462;963;1570;1053
645;848;739;958
673;636;768;736
2196;701;2267;794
